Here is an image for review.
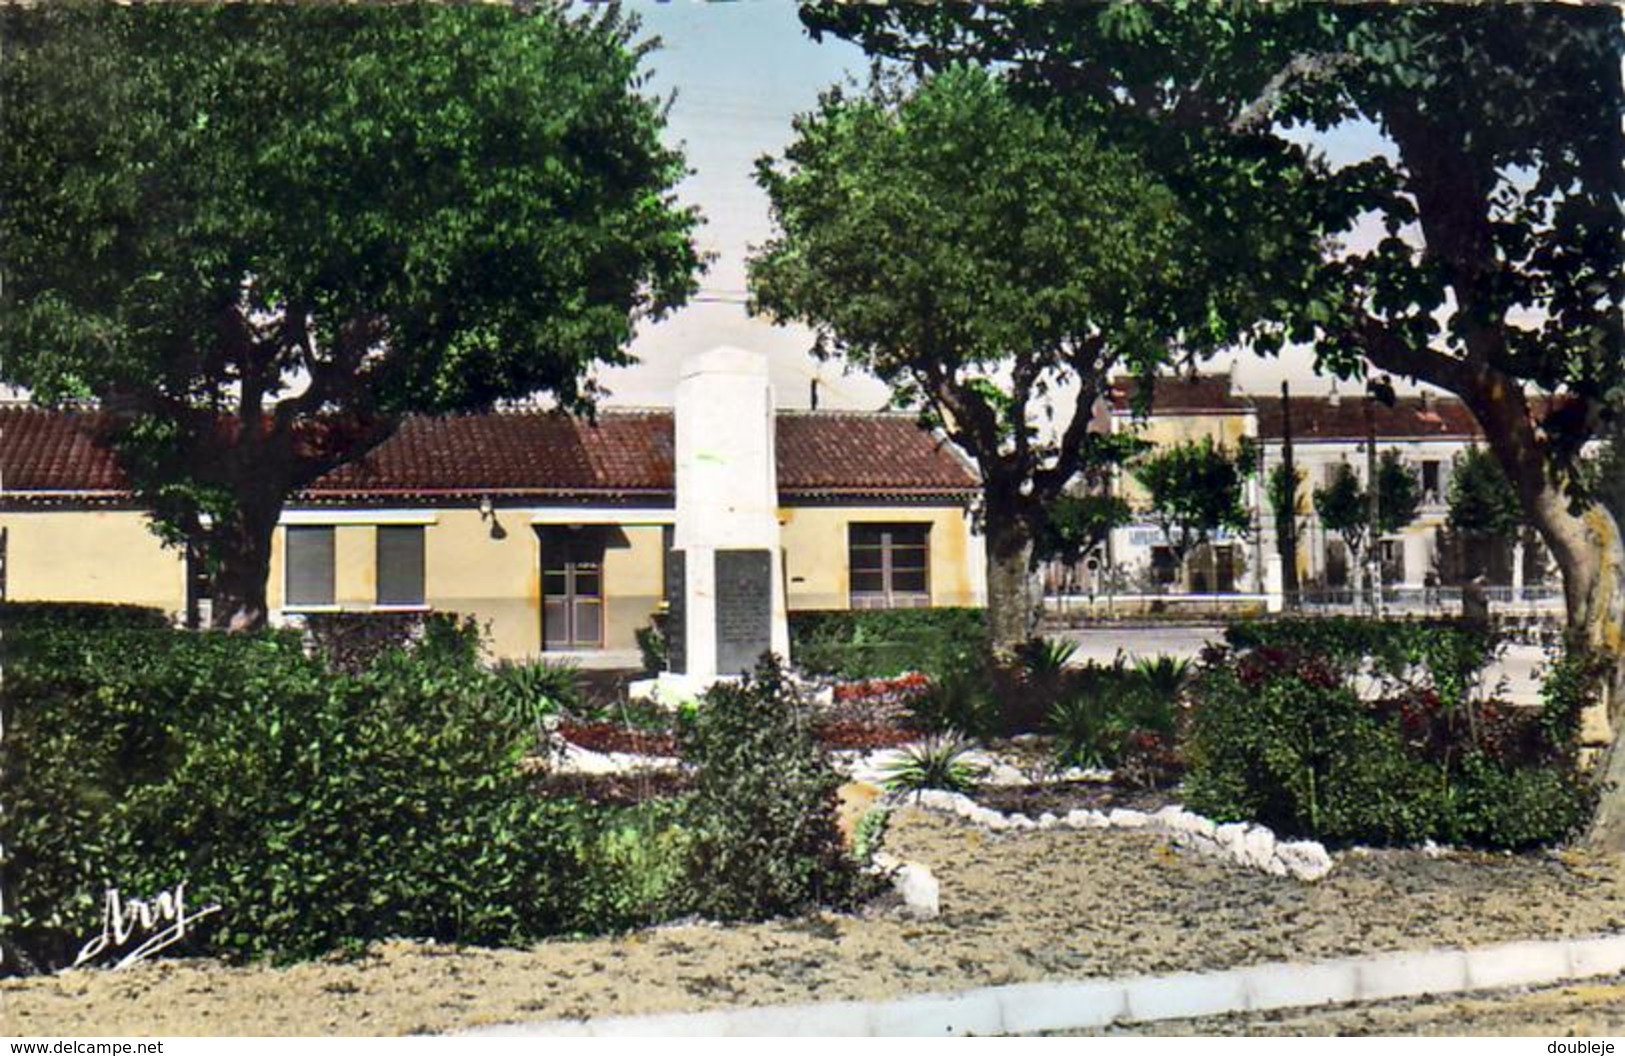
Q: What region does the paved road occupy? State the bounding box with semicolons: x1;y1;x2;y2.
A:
1048;623;1549;705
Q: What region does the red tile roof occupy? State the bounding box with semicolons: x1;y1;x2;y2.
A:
1109;374;1253;414
1107;372;1489;442
0;406;978;505
1254;395;1483;442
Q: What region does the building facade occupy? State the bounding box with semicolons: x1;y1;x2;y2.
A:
0;403;985;662
1091;373;1554;606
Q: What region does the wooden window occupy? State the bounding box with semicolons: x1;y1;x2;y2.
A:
376;525;426;606
285;526;335;607
849;523;930;609
542;528;605;650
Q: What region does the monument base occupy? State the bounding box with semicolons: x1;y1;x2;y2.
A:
626;671;738;710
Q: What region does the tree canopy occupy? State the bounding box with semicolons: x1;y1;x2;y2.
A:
1448;445;1524;539
800;0;1625;847
1131;437;1255;568
749;65;1299;648
0;3;701;626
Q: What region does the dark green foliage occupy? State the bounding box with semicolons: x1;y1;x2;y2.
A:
1186;623;1592;849
1;2;701;626
1017;637;1080;680
635;618;668;675
882;734;985;794
1047;658;1178;771
1034;492;1132;568
1224;617;1497;709
1376;449;1422;535
1131;437;1256;566
301;610;481;675
1448;445;1525;538
906;661;1002;742
0;601;170;632
0;619;591;971
677;655;862;921
490;658;582;739
788;607;986;680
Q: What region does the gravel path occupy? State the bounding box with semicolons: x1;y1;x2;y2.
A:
7;808;1625;1036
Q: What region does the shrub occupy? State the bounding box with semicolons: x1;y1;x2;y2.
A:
1046;658;1178;771
882;733;985;793
789;607;986;680
301;610;483;675
635;617;668;675
491;658;581;740
0;619;589;972
1224;616;1498;708
677;654;862;921
566;800;691;932
1185;624;1593;849
1017;636;1079;680
907;660;1000;741
0;600;169;631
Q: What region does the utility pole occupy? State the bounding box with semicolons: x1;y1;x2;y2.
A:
1279;381;1300;609
1365;390;1383;616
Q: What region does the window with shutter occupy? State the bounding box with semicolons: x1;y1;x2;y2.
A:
285;526;335;607
376;525;426;606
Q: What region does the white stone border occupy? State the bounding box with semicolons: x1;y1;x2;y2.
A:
464;931;1625;1037
901;789;1334;882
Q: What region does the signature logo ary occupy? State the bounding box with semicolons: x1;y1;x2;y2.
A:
72;881;222;970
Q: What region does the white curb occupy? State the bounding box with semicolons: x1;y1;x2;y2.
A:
462;932;1625;1037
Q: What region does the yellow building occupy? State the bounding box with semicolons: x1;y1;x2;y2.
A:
0;406;983;663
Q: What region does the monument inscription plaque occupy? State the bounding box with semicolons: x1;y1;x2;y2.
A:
714;548;772;676
665;550;687;675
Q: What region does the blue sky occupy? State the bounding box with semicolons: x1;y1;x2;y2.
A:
598;0;1400;409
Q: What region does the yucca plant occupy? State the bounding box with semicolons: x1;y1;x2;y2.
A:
1019;636;1080;680
1048;689;1128;771
882;733;987;794
491;659;581;742
1133;655;1192;703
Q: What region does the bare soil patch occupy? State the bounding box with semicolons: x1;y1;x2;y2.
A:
8;808;1625;1037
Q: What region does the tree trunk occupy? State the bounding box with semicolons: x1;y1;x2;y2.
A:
208;495;283;632
984;511;1039;655
1555;500;1625;851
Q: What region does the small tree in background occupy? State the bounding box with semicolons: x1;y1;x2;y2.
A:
1131;437;1256;590
1448;445;1524;539
1268;462;1306;595
1314;464;1370;588
1376;449;1423;537
1315;450;1421;595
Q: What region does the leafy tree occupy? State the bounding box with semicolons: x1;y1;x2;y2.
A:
0;3;701;628
1268;462;1306;589
1448;445;1524;539
749;67;1296;650
1375;449;1422;537
802;1;1625;849
1313;451;1422;589
1131;437;1255;583
1313;463;1369;583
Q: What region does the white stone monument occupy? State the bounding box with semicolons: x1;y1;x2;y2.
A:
659;346;790;689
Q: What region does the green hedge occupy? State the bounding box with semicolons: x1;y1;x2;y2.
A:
1223;616;1499;708
0;620;616;972
0;601;170;631
1186;619;1594;849
788;607;986;680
